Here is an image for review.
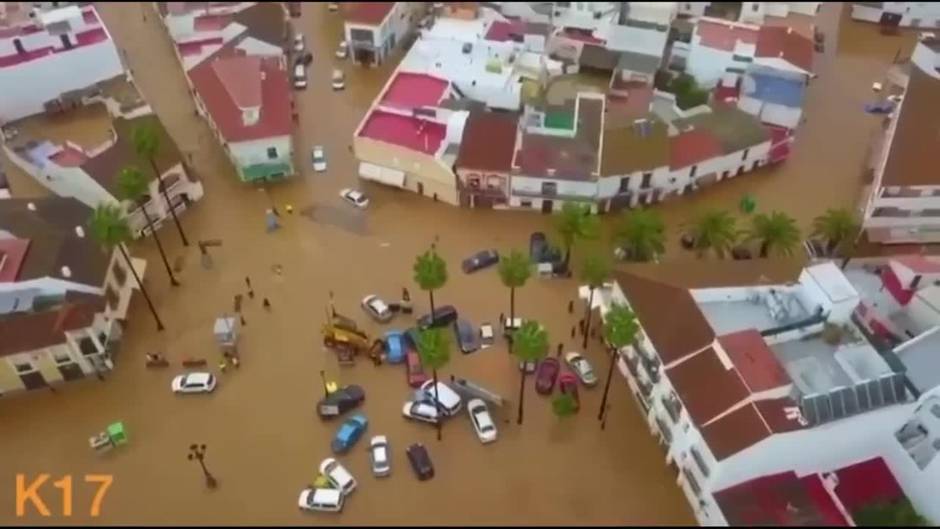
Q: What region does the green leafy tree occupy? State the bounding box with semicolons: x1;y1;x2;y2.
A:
88;204;163;330
598;303;639;421
511;321;549;425
116;166;178;286
132;123;189;246
812;208;859;256
580;252;611;349
498;249;531;346
552;393;578;418
615;208;665;262
685;209;738;258
413;246;448;323
554;202;599;267
853;499;927;527
416;327;451;441
748;211;801;258
669;73;709;110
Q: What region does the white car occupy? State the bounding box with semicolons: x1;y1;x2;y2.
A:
331;68;345;91
369;435;391;477
171;372;217;394
361;294;393;323
402;400;440;424
298;487;343;512
339;188;369;209
327;2;339;11
336;41;348;59
467;399;497;444
565;352;598;387
293;33;305;53
319;458;357;495
311;145;327;172
419;380;463;416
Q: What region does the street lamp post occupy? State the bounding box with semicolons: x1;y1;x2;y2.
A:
188;444;218;489
319;370;329;399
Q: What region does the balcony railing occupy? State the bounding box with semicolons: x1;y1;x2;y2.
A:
690;447;710;478
512;188;597;202
655;416;673;444
664;394;683;423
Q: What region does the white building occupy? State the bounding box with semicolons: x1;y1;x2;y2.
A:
0;3;124;123
590;260;937;525
343;2;423;67
860;37;940;244
157;2;295;183
0;197;145;395
851;2;940;28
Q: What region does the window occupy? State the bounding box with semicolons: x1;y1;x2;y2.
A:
467;176;480;188
541;182;557;196
13;362;33;373
742;148;749;161
105;285;120;311
683;469;702;496
689;165;697;178
618;177;629;193
486;176;501;189
53;352;72;364
266;147;278;159
80;337;99;356
690;447;710;477
641;172;652;189
520;200;533;208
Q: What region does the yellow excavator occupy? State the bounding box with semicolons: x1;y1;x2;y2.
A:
321;307;383;365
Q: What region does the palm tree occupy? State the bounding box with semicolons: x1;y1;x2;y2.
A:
511;320;549;425
89;204;164;331
416;327;451;441
117;166;179;286
685;209;738;258
598;303;639;421
413;246;448;324
748;211;801;258
580;252;611;349
498;249;531;349
552;393;578;418
554;202;599;267
132;123;189;246
812;208;859;256
614;208;665;262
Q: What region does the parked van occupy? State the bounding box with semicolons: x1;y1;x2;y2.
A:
419;380;462;416
331;69;345;91
298;487;344;513
293;63;307;90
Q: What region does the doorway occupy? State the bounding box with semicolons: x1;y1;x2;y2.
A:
541;200;554;214
19;371;47;390
58;363;85;382
417;182;424;195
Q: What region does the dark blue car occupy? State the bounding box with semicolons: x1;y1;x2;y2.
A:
461;249;500;274
331;414;368;454
385;330;406;364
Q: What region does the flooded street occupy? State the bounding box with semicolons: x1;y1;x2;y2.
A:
0;3;919;525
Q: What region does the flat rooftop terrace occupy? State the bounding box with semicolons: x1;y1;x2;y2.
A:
698;290;810;335
358;110;446;155
379;72;449;111
7;103;114;153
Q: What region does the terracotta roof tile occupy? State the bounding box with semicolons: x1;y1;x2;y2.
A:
700;402;772;460
714;471;850;525
456;111;519;173
669;128;724;169
666;346;750;425
755;25;814;73
696;19;757;52
719;329;791;392
345;2;395;26
213;56;262;108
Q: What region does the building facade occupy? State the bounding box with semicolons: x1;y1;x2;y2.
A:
344;2;423;67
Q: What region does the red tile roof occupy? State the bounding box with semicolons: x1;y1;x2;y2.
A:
755;25;814;73
714;471;850;526
833;457;905;512
700;403;773;460
667;346;751;426
669;129;724;169
380;72;450;110
456;111;519;173
719;329;792;392
0;238;30;282
696;19;758;52
212;55;262;108
485;20;525;42
345;2;395;26
893;255;940;274
358;111;446;155
754;396;807;433
188;48;291;142
0;292;106;357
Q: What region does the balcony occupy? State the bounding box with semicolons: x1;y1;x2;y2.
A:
655;415;673;445
664;393;683;423
512;187;597;203
638;378;654;400
690;446;711;478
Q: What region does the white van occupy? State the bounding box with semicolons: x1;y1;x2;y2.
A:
293;63;307;90
419;380;462;416
298;487;344;512
331;69;345;91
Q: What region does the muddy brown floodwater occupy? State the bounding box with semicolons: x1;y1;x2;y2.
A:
0;2;919;526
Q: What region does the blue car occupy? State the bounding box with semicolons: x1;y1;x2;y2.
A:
331;414;368;454
864;100;895;114
385;330;406;364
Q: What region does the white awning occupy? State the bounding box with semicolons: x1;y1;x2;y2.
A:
359;162;405;188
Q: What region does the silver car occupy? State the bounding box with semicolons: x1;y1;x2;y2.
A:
369;435;391;477
565;352;598;387
361;295;393;323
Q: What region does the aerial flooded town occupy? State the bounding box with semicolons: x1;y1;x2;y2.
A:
1;1;939;526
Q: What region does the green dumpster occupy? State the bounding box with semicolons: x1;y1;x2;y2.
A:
107;422;127;446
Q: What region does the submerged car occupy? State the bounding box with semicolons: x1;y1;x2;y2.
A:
384;330;407;364
558;372;580;411
417;305;458;329
453;318;480;354
405;350;429;388
361;294;393;323
369;435;391;477
319;458;357;495
461;249;499;274
535;357;560;395
331;414;368;454
298;487;343;513
406;443;435;480
311;145;327;172
171;372;216;394
339;188;369;208
336;40;348;59
402;400;440;424
467;399;497;444
565;352;598;387
316;384;365;419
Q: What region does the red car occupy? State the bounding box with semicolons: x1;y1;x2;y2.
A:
558;372;580;411
535;358;560;395
406;350;430;388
